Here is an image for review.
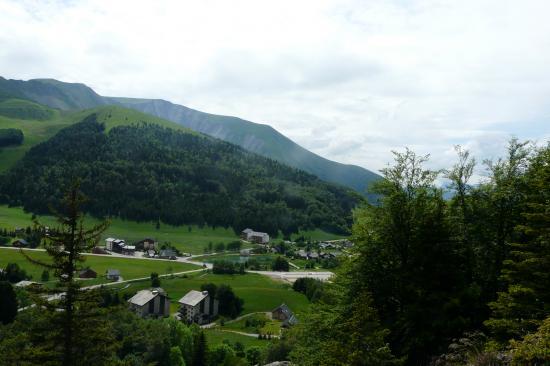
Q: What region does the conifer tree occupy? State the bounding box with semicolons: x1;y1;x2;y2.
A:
485;144;550;342
18;182;116;365
0;281;18;325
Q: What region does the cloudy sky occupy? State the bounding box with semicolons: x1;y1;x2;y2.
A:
1;0;549;176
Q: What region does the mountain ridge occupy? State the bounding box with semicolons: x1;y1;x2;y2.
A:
0;76;380;194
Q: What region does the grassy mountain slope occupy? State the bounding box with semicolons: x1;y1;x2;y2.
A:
0;100;196;173
0;100;67;172
0;112;361;236
0;77;380;194
0;98;55;120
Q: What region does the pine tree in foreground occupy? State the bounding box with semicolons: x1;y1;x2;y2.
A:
17;182;116;365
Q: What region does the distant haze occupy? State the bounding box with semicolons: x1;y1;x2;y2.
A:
1;0;549;178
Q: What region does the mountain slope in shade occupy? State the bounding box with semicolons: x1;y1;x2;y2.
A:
0;77;380;194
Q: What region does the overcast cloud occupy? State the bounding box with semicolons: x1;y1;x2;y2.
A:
1;0;549;177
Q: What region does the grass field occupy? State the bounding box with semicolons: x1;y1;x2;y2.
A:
0;247;200;285
290;228;347;241
0;205;344;255
0;205;242;254
204;329;270;349
0;110;71;173
112;271;310;316
223;313;282;336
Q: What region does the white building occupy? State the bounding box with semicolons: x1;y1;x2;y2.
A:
128;288;170;318
240;228;270;244
105;237;115;251
178;290;218;324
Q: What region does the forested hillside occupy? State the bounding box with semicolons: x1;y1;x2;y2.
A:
0;114;360;236
0;77;381;194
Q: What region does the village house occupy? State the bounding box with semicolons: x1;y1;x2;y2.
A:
297;249;308;259
106;269;120;281
128;288;170;318
178;290;218;324
78;268;97;279
137;238;158;251
92;246;109;255
121;244;136;256
105;238;135;255
319;242;336;250
159;249;177;259
240;228;270;244
272;303;298;327
14;280;42;288
319;252;336;260
105;238;116;251
12;239;29;247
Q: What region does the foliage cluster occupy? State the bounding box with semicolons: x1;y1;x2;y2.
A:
288;140;550;365
212;260;245;275
200;283;244;319
0;115;360;236
0;128;23;147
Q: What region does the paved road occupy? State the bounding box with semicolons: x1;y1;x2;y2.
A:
3;247;332;284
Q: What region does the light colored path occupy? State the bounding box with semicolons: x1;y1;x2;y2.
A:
84;267;206;290
4;247;333;284
214;329;280;339
287;261;300;269
247;270;333;283
224;311;272;325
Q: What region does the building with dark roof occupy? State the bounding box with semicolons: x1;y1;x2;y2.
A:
106;269;120;281
78;268;97;279
272;303;298;327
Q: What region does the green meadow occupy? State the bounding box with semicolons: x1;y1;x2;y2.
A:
0;247;200;285
290;228;347;241
112;271;310;317
0;205;344;255
0;109;71;173
0;205;241;254
223;313;282;336
204;329;270;349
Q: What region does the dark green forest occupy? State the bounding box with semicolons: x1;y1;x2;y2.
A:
0;114;360;236
0;128;24;147
287;141;550;365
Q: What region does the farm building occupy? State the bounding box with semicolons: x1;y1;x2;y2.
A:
106;269;120;281
78;268;97;279
272;303;298;327
137;238;158;251
12;239;29;247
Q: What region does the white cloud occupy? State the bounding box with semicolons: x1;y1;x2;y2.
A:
1;0;549;177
